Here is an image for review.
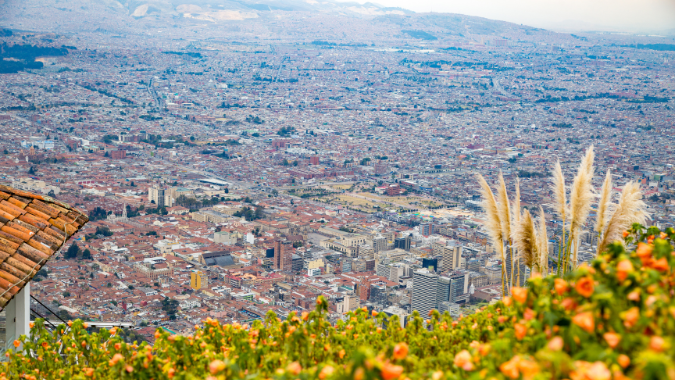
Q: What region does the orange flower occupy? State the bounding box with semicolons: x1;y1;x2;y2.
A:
84;368;94;377
518;358;540;380
575;277;595;298
209;360;226;375
453;350;474;371
354;368;365;380
649;336;665;352
109;353;124;367
12;340;19;348
616;260;634;281
114;343;122;350
29;322;34;329
512;287;528;304
636;242;653;263
393;342;408;360
319;365;334;380
617;355;630;368
168;368;175;379
572;312;595;333
502;296;512;307
561;298;578;311
622;307;640;328
622;230;630;238
286;361;302;375
499;356;521;379
514;324;527;340
652;257;669;272
523;308;536;321
302;312;309;321
603;332;621;349
339;349;346;359
554;278;569;295
381;363;404;380
372;310;378;317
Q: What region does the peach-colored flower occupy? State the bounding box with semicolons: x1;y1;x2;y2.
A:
286;361;302;375
570;361;611;380
502;296;512;307
575;277;595;298
561;297;578;311
319;365;334;379
603;332;621;349
454;350;474;371
572;312;595;333
548;336;564;351
499;356;521;379
622;307;640;328
636;242;653;262
512;287;528;304
650;336;665;352
524;308;536;321
554;278;569;295
518;358;540;380
616;260;634;281
393;342;408;360
627;290;641;301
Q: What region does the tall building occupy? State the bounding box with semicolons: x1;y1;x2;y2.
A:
310;156;320;165
419;223;431;236
274;240;292;271
149;186;174;208
373;236;387;252
449;271;469;303
435;276;451;310
434;242;462;272
190;271;208;290
411;270;438;317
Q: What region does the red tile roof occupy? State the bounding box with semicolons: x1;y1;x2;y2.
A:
0;185;89;307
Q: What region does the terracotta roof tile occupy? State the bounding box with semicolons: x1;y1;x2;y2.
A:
0;185;89;307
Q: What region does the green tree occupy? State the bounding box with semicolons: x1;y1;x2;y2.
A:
65;243;80;259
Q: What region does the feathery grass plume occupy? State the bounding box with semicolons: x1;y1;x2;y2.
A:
551;160;568;225
596;181;649;255
513;209;538;271
538;206;549;274
497;171;511;244
569;146;595;267
595;169;613;237
512;177;521;225
476;173;507;294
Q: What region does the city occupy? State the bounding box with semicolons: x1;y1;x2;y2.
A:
0;0;674;351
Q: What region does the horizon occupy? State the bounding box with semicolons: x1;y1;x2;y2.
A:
339;0;675;34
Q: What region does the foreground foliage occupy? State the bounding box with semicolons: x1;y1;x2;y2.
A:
5;225;675;380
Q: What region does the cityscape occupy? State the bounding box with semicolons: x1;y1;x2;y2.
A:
1;0;675;346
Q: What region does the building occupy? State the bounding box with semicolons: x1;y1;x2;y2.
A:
394;234;412;251
411;270;438;317
190;271;208;290
274;240;292;271
310;156;320;165
433;242;462;272
148;186;173;208
110;150;126;159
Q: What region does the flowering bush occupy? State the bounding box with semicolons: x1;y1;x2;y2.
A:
4;225;675;380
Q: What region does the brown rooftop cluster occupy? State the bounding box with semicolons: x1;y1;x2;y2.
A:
0;185;88;307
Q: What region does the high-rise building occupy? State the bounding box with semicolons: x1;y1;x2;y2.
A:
435;276;451;310
274;240;292;271
411;270;438;317
449;270;469;303
420;224;431;236
434;242;462;272
373;236;387;252
422;257;438;272
149;186;174;208
190;271;208;290
310;156;320;165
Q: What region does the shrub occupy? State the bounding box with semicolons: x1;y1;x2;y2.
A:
5;225;675;379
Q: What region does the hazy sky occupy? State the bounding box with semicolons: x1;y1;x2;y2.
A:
348;0;675;33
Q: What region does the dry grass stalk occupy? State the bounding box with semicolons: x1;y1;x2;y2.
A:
476;173;507;295
596;181;649;255
595;170;613;237
551;160;568;226
497;172;512;246
538;206;549;274
569;146;595;267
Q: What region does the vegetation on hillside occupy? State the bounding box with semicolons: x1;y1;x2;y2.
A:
5;224;675;380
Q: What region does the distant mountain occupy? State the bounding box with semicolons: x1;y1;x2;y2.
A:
0;0;554;42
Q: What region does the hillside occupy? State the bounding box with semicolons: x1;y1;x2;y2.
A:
0;0;555;43
5;224;675;379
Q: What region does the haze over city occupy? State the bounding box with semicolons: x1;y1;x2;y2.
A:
0;0;674;351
